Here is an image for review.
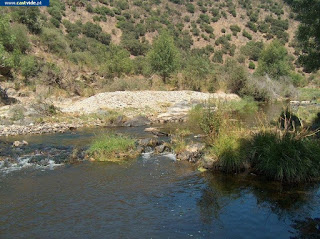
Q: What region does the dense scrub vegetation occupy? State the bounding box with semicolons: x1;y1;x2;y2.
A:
188;104;320;183
0;0;318;100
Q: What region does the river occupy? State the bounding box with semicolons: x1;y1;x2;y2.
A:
0;125;319;238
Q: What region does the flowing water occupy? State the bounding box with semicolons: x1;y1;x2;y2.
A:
1;110;320;238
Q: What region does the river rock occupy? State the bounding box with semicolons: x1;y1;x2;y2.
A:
199;155;217;169
124;116;151;127
144;127;168;136
138;138;159;147
176;143;205;163
12;140;28;147
154;143;171;154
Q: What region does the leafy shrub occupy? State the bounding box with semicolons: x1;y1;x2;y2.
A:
242;29;252;40
12;8;42;34
50;17;60;28
199;14;210;24
121;32;149;55
240;41;264;61
249;61;255;69
98;32;112;45
290;72;307;87
11;24;30;53
212;51;223;63
82;22;102;39
184;16;190;22
40;28;70;55
257;40;293;79
21;55;39;78
0;15;16;52
186;3;195;13
230;25;241;36
181;54;213;91
101;45;133;78
62;20;82;38
246;21;257;32
219;59;248;94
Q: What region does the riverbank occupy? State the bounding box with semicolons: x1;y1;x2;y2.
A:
0;90;240;136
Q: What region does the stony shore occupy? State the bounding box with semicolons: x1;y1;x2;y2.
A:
0;91;239;137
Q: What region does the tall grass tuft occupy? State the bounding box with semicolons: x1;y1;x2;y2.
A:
250;131;320;182
87;134;136;161
191;103;320;182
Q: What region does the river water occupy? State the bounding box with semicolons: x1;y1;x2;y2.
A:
1;119;320;238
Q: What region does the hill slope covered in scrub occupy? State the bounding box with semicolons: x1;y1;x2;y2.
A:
0;0;319;101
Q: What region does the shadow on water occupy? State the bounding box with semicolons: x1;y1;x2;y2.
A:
197;172;320;237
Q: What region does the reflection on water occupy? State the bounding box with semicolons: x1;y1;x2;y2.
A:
1;156;319;238
0;117;320;238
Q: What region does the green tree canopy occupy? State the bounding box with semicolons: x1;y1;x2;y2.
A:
285;0;320;72
257;40;292;79
148;30;180;82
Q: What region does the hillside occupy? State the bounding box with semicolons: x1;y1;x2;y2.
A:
0;0;319;102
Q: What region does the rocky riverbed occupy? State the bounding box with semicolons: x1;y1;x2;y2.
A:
0;91;239;136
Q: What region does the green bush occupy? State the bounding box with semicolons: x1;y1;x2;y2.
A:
212;51;223;63
246;21;258;32
50;17;60;28
98;32;112;45
12;8;42;34
40;28;70;55
62;20;82;38
199;14;210;24
219;59;248;94
257;40;293;79
0;16;15;57
121;32;149;56
186;3;195;13
21;55;39;78
101;45;133;78
82;22;102;39
290;72;307;87
249;61;255;69
182;54;213;90
242;29;252;40
240;41;263;61
230;24;241;36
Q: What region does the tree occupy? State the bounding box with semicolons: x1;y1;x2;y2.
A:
148;31;180;82
257;40;292;79
285;0;320;72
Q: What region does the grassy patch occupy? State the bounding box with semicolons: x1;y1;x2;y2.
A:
298;88;320;102
221;97;259;114
87;134;136;161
